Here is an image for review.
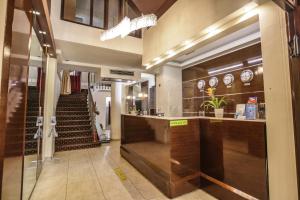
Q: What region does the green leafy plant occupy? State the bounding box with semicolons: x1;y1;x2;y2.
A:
201;88;227;110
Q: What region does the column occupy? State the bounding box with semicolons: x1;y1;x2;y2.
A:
43;56;59;159
156;65;182;117
111;82;124;140
259;2;298;199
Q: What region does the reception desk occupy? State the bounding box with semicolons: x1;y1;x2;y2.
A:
121;114;268;199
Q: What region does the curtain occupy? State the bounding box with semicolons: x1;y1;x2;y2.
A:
70;71;81;93
60;70;71;95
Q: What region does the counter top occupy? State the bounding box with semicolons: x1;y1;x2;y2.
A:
122;114;266;123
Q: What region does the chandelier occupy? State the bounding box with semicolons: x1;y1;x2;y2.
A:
100;14;157;41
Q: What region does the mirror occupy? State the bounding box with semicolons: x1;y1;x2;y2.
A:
1;8;31;200
22;37;42;199
23;14;45;199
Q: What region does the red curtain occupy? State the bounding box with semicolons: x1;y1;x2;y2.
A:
70;71;81;93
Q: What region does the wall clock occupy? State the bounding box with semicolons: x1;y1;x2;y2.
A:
209;77;218;88
240;69;254;85
197;80;206;91
223;74;234;87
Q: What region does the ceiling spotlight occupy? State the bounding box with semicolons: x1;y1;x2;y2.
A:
43;44;51;47
32;10;40;15
39;30;46;35
153;57;161;61
166;50;176;57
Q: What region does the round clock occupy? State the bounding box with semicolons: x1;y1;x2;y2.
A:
209;77;218;88
223;74;234;86
197;80;206;90
240;69;254;83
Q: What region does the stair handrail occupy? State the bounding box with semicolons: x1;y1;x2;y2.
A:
87;72;98;142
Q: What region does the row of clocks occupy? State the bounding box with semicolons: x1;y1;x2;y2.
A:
197;69;254;90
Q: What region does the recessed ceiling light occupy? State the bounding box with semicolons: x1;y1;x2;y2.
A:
43;44;51;47
153;57;160;61
166;50;176;56
39;30;46;35
242;2;258;13
32;10;40;15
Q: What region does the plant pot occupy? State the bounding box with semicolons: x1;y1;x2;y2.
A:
214;108;224;118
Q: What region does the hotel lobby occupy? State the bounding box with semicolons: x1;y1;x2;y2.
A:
0;0;300;200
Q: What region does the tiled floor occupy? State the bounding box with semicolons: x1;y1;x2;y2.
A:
30;141;217;200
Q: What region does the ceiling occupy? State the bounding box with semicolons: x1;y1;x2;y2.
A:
167;22;261;69
56;39;142;69
129;0;177;18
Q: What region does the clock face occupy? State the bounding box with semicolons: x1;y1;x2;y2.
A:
223;74;234;86
197;80;206;90
209;77;218;88
240;69;254;83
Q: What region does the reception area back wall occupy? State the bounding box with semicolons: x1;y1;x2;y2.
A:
182;43;264;117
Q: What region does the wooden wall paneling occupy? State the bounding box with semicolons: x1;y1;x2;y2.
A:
182;44;265;117
286;2;300;198
199;119;268;200
182;44;262;82
169;119;201;197
0;0;15;197
31;0;56;57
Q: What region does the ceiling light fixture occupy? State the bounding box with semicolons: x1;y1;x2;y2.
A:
100;14;157;41
32;10;40;15
153;57;161;61
43;44;51;47
247;57;263;64
166;50;176;57
39;30;46;35
208;63;243;75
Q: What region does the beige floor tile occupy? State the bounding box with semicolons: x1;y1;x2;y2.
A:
31;142;216;200
134;181;165;200
31;184;66;200
66;179;105;200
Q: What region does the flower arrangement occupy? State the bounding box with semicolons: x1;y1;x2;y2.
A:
201;88;226;117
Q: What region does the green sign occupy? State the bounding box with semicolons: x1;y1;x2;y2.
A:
170;120;188;127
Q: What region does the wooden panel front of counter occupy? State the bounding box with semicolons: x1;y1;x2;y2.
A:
199;118;268;200
121;115;268;200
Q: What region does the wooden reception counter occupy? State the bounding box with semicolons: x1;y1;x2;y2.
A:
121;114;268;200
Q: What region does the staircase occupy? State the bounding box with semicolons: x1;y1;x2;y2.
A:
25;86;39;155
55;90;100;152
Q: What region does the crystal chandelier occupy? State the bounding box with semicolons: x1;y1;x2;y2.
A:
100;14;157;41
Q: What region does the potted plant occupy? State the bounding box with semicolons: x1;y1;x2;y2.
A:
201;88;227;118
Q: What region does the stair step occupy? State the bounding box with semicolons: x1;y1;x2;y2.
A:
57;131;92;138
55;136;95;146
56;107;88;111
55;142;100;152
57;125;92;132
56;120;91;126
25;148;37;155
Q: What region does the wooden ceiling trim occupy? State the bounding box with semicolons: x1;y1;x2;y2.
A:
156;0;177;18
31;0;56;57
128;0;177;18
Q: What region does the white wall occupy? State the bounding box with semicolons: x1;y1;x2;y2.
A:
51;0;142;55
54;70;61;111
28;66;38;86
81;71;88;89
143;0;252;64
156;65;182;117
92;90;111;130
